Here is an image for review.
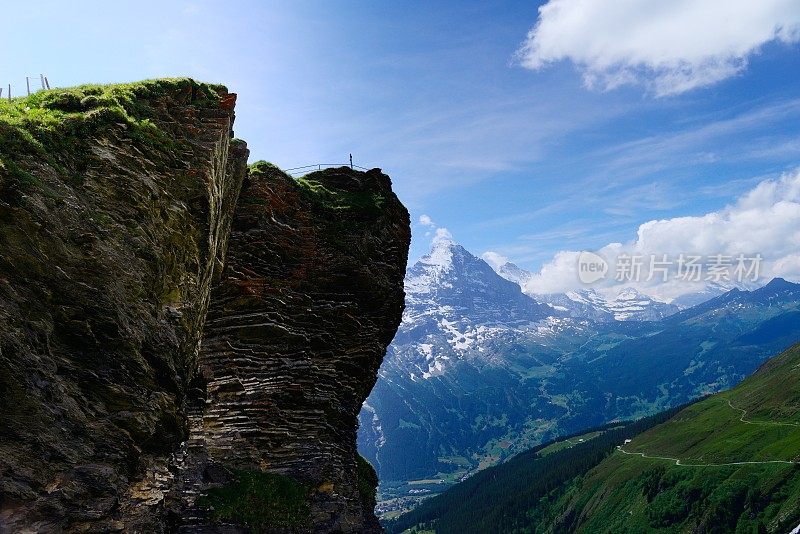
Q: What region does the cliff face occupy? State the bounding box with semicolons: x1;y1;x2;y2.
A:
0;80;248;532
0;80;410;533
187;164;410;532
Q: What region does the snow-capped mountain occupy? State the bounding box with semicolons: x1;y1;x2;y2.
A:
603;287;680;320
493;261;533;287
359;242;800;493
535;289;615;322
492;260;678;321
396;237;556;378
536;287;679;321
404;238;551;326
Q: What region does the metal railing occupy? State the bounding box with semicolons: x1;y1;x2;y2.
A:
284;163;370;176
1;74;51;101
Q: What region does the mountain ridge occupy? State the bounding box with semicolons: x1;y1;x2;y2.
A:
359;239;800;515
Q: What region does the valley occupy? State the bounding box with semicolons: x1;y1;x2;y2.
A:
385;343;800;533
358;238;800;516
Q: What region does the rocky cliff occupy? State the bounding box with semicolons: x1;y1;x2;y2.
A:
185;163;410;532
0;79;410;533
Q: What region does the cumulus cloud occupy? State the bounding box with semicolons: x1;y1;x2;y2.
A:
524;168;800;300
433;227;454;245
481;251;509;270
517;0;800;96
417;214;454;245
419;214;436;227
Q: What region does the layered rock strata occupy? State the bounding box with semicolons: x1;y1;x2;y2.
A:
0;79;410;533
186;163;409;532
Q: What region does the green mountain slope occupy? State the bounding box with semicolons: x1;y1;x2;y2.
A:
388;342;800;533
538;341;800;533
361;278;800;499
383;406;688;533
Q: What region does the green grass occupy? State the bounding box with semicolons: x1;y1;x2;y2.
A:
248;160;385;216
621;342;800;465
538;342;800;533
296;173;385;215
250;161;387;219
358;454;380;510
537;431;603;457
0;78;226;193
197;470;311;531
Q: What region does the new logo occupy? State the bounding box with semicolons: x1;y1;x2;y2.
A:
578;251;608;284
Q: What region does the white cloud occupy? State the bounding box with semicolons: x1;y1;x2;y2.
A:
416;215;455;252
433;227;454;245
524;168;800;300
773;253;800;278
526;250;587;294
518;0;800;96
419;214;436;227
481;251;509;269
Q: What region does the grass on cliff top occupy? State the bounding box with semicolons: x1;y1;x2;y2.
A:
0;79;226;186
248;160;385;216
197;470;311;531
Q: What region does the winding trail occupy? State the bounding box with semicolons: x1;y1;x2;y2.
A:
617;396;800;467
725;397;800;428
616;446;798;467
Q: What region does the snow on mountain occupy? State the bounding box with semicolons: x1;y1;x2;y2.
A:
361;275;800;486
397;244;791;385
536;289;616;322
395;239;558;379
490;260;678;321
494;261;533;287
403;238;552;329
603;287;679;321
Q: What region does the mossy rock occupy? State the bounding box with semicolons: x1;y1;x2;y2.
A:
197;470;311;531
357;454;379;511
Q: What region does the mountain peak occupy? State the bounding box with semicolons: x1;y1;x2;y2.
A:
751;277;800;299
763;277;794;289
403;241;552;329
494;261;534;288
613;287;642;299
423;238;455;266
418;236;471;271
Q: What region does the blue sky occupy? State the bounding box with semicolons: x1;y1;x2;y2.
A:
2;1;800;282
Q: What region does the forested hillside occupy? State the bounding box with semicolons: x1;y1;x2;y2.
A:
385;404;688;533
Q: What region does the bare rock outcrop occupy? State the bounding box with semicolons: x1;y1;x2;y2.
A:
0;80;410;533
183;163;409;532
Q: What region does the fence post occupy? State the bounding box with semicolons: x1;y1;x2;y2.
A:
26;77;31;96
40;74;45;90
44;77;50;90
7;85;10;102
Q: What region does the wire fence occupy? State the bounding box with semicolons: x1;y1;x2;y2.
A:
284;163;370;176
1;74;51;101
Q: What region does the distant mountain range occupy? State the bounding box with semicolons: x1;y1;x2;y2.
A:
491;258;720;322
536;287;679;321
358;239;800;515
390;342;800;533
